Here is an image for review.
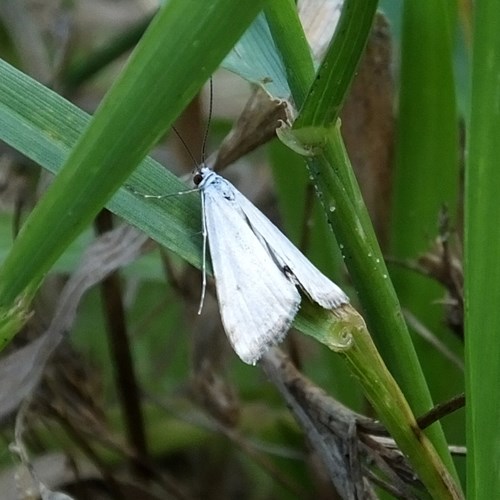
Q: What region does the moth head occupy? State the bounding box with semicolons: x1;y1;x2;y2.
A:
193;172;203;186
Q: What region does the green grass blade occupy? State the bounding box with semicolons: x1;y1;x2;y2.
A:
465;0;500;495
389;0;461;480
264;0;315;104
294;0;377;128
390;1;460;370
0;58;201;266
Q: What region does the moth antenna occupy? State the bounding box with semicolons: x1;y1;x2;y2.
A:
172;77;212;171
172;126;199;168
200;77;213;167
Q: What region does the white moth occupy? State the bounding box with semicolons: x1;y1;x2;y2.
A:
194;166;349;365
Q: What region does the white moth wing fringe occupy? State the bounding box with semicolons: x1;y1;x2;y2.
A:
233;188;349;310
202;183;301;365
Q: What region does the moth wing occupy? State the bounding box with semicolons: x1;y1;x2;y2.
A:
202;182;301;365
233;188;348;309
